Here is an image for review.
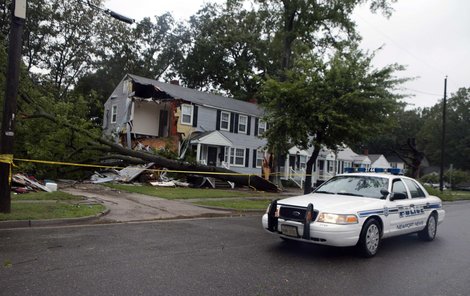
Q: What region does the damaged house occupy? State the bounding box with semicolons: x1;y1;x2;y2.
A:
102;74;268;176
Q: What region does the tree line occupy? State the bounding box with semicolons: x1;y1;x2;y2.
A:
0;0;468;186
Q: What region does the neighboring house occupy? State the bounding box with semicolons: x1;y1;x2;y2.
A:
103;74;267;175
368;154;391;171
386;155;406;171
282;146;379;187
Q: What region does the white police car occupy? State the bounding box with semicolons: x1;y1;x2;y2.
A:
262;173;445;257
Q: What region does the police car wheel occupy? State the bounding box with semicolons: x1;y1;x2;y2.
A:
418;213;437;241
358;219;381;258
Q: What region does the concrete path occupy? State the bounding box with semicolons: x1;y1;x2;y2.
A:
61;183;230;223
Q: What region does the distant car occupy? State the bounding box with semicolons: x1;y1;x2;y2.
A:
262;173;445;257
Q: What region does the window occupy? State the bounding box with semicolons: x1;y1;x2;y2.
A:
392;179;408;198
299;155;307;169
258;120;266;135
111;105;118;123
327;160;334;172
238;115;248;134
230;148;245;166
181;104;193;125
404;179;426;198
220;111;230;131
256;149;264;168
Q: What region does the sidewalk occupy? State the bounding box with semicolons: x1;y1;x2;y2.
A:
0;183;304;229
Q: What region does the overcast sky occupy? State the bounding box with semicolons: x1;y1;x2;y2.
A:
105;0;469;108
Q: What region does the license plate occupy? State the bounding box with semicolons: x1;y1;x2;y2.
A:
281;224;299;237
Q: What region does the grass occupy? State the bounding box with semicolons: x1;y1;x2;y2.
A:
104;183;275;200
195;199;273;210
0;203;106;221
12;191;83;201
424;186;470;201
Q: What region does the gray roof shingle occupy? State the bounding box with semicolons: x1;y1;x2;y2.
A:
128;74;263;116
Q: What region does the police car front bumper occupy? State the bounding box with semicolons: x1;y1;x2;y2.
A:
262;214;362;247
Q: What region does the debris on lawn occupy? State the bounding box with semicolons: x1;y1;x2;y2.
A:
90;163;194;188
117;162;155;182
12;173;53;193
150;180;176;187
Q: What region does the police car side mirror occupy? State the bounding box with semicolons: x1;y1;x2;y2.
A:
380;189;389;199
390;192;407;201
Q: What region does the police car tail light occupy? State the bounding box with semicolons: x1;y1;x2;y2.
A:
317;213;358;224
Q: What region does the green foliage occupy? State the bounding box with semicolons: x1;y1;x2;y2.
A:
445;169;470;188
260;46;405;155
13;77;103;179
420;173;439;184
420;88;470;170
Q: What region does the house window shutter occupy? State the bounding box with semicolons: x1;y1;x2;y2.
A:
234;113;239;133
245;148;250;167
230;112;235;133
216;110;221;130
254;118;259;136
192;105;198;127
252;149;257;168
247;116;251;136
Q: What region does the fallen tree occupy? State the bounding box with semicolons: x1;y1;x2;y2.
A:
20;94;279;192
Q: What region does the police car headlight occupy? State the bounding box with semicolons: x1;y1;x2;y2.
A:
317;213;358;224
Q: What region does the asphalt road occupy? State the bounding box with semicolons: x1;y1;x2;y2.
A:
1;201;469;296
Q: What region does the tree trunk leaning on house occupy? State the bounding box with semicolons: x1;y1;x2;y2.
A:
20;94;279;192
304;143;321;195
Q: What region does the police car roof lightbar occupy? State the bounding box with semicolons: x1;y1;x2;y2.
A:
344;167;403;175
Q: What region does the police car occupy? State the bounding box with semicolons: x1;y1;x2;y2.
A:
262;173;445;257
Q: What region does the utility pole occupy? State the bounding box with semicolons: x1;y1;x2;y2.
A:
0;0;26;213
439;76;447;192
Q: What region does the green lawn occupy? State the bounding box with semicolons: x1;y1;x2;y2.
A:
12;191;83;201
195;199;272;210
424;186;470;201
105;184;274;200
0;203;105;221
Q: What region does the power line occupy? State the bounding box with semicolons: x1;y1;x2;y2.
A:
403;88;445;97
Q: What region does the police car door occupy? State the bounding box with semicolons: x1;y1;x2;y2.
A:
402;178;428;231
388;178;416;236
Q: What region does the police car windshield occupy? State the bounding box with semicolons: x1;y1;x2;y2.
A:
314;176;389;199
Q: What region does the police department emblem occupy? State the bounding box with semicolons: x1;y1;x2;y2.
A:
383;207;389;217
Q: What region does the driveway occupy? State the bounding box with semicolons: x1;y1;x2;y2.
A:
60;183;230;223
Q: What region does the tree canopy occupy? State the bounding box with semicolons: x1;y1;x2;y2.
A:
260;46;406;191
0;0;468;186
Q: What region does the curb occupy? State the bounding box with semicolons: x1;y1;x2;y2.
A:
0;209;110;230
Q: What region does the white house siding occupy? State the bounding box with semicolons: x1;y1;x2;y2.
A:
370;155;391;169
103;79;132;135
220;130;267;175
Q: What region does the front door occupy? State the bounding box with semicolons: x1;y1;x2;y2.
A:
207;147;218;166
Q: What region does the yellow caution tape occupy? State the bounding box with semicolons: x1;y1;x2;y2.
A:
0;154;14;185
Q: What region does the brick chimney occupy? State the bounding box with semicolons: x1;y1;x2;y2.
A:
170;80;180;86
363;148;369;156
248;97;258;104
